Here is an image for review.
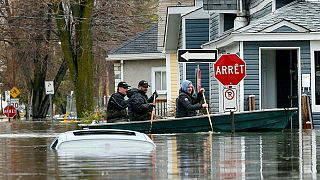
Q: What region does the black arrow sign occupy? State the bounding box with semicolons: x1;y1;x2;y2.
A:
178;49;218;63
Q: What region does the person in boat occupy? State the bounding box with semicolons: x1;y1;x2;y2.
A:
175;80;208;118
107;81;131;122
128;80;158;121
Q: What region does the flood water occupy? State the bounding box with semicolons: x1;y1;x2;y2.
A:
0;120;319;179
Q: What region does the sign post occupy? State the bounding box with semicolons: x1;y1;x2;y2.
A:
45;81;54;120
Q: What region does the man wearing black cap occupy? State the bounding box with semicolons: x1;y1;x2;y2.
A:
107;81;131;122
128;80;158;121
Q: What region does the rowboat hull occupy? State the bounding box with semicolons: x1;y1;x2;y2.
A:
79;108;297;134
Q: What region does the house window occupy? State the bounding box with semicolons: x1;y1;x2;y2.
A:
152;67;166;94
315;52;320;105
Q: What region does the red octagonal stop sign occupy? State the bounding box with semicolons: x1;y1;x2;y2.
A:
214;54;246;86
4;105;17;117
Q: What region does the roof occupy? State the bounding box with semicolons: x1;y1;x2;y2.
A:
204;1;320;48
236;1;320;33
108;23;160;55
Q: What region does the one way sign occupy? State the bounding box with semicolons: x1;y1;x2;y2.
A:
178;49;218;63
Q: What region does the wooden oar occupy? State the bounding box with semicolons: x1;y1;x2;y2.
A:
203;93;213;132
149;95;156;132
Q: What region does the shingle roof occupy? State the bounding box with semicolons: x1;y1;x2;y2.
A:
236;1;320;33
109;23;160;55
212;1;320;43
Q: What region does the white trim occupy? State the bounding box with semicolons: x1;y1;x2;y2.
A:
182;8;209;19
272;0;276;12
310;41;320;112
219;14;224;36
261;20;309;33
182;18;186;49
166;53;171;110
239;41;244;111
203;33;320;49
151;67;167;95
259;48;262;110
106;53;164;61
120;60;124;81
167;6;199;15
298;48;302;130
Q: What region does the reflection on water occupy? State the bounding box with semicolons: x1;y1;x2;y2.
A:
0;121;319;179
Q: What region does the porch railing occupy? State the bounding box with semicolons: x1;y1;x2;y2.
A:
155;99;167;118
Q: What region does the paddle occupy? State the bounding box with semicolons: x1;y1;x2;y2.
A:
149;95;156;132
202;92;213;132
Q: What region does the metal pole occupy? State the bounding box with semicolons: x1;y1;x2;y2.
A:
8;99;11;122
70;91;73;119
49;94;53;120
231;111;235;133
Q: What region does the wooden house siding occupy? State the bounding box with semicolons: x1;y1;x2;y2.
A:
170;53;179;110
185;19;210;98
209;13;219;40
203;0;237;10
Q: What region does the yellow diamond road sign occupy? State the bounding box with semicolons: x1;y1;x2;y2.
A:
10;86;20;98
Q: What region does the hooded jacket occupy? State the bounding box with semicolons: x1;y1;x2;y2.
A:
175;80;203;118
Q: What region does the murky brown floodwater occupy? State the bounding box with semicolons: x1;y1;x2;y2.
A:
0;120;318;179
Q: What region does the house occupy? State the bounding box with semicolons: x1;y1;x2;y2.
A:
106;24;166;99
164;0;320;127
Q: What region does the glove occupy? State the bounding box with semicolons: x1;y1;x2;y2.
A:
152;91;159;99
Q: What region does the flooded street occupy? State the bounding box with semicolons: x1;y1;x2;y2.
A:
0;120;318;179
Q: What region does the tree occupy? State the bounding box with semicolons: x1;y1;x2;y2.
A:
53;0;95;117
0;0;158;119
52;0;158;117
0;0;68;119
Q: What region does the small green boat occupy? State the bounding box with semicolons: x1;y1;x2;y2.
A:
79;108;297;134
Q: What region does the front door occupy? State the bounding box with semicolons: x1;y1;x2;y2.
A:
261;49;298;109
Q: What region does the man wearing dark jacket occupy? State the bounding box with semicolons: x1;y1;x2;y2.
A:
128;80;158;121
175;80;208;118
107;81;131;122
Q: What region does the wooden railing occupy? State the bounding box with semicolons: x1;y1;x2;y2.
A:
155;99;167;118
